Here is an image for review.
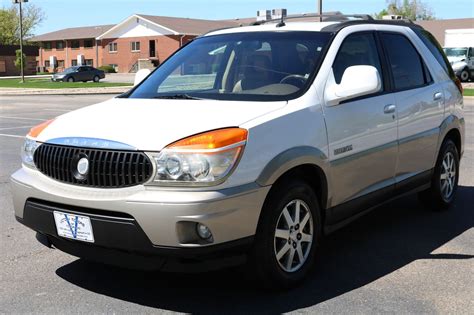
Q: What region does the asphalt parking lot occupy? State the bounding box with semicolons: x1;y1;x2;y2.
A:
0;95;473;314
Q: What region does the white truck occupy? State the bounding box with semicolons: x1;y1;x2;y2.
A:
444;29;474;82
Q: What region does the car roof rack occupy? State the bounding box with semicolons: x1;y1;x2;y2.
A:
250;13;374;27
321;18;421;33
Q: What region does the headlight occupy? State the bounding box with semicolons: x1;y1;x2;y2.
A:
21;119;55;169
148;128;248;186
21;137;39;168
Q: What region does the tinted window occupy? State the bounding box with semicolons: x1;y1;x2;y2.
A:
381;33;425;90
415;29;455;79
129;32;332;101
333;33;383;85
71;40;80;49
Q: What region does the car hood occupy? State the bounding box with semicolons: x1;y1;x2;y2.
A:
447;56;466;64
36;98;286;151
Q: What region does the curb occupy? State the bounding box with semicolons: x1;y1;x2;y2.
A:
0;87;131;96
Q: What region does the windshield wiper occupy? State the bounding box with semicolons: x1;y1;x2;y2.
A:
153;94;203;100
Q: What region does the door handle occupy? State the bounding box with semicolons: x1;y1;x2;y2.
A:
434;92;443;101
384;104;396;114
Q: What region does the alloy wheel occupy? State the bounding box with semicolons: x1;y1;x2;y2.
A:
440;151;456;201
274;199;313;273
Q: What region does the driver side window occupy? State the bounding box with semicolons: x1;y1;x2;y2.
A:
333;32;383;86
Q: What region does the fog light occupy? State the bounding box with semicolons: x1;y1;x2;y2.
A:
196;223;212;240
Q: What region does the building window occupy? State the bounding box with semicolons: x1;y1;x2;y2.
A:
85;59;93;66
131;41;140;52
43;42;52;50
71;60;78;66
45;60;50;67
57;60;65;68
108;42;117;53
56;41;64;50
84;39;94;48
71;40;80;49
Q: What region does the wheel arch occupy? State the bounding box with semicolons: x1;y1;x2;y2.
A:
438;115;465;158
256;146;332;217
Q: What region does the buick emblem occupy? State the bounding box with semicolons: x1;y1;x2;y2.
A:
77;157;89;176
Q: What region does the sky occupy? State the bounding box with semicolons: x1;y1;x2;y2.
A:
2;0;473;35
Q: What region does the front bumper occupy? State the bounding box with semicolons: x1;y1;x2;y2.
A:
11;167;270;267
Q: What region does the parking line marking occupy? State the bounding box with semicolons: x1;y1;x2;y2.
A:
0;116;46;121
0;125;33;131
0;133;24;138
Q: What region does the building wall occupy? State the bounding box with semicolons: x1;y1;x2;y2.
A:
37;39;103;72
35;35;194;73
0;55;37;76
100;35;194;73
416;18;474;46
0;45;38;76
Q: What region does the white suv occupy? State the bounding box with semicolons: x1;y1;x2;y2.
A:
11;16;465;288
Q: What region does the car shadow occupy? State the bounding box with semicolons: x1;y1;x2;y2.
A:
56;186;473;313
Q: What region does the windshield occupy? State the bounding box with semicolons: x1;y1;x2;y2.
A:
128;31;332;101
444;48;468;57
63;67;78;73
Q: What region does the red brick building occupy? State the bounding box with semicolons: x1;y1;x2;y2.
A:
31;14;248;73
0;45;39;76
31;13;473;74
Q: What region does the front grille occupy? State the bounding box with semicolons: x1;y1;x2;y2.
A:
33;144;153;188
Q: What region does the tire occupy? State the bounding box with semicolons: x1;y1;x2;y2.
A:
460;68;470;82
93;75;100;83
250;178;322;289
418;139;460;210
67;77;75;83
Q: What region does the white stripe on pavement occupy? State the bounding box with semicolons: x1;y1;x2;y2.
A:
0;125;33;131
0;133;25;138
0;116;46;121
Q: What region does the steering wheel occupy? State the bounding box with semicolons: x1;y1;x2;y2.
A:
279;74;307;88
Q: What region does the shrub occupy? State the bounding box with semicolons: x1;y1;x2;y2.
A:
98;65;116;73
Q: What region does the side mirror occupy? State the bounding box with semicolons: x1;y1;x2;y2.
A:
326;65;382;106
134;69;152;86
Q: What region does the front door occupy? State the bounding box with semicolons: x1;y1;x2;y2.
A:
379;32;445;182
323;32;398;220
149;40;156;58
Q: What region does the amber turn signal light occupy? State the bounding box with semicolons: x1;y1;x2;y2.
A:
168;128;248;150
27;119;55;138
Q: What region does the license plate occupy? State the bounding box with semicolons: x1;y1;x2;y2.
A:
53;211;94;243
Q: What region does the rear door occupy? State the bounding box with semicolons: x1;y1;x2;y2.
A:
380;32;445;183
323;32;398;215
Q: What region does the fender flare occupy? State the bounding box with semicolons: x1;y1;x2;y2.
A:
256;146;332;208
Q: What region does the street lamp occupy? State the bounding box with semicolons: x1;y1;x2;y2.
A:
12;0;28;83
317;0;322;22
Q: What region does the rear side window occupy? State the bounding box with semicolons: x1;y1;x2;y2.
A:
381;33;427;91
333;32;383;85
415;29;456;79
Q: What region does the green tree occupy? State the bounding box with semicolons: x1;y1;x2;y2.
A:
375;0;435;20
14;49;26;71
0;4;46;45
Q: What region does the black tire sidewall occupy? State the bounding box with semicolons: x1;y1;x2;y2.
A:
93;76;100;82
67;77;74;82
253;179;322;288
460;69;469;82
431;139;460;208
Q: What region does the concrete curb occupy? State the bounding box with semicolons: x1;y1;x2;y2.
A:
0;87;131;96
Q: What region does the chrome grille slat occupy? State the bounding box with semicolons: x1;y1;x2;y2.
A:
33;144;153;188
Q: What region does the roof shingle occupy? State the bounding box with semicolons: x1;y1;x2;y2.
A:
30;24;115;42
